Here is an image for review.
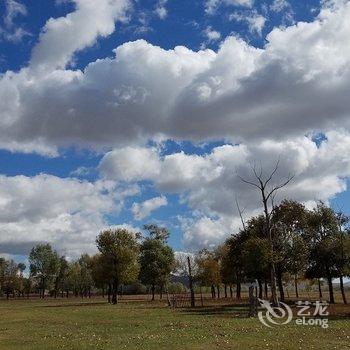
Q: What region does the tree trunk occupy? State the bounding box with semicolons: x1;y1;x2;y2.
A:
151;284;155;301
187;256;195;307
258;279;263;299
236;280;241;300
107;283;111;303
211;284;216;299
262;192;278;306
230;285;233;298
264;281;268;299
216;285;220;299
326;273;334;304
294;274;299;299
339;274;347;304
318;279;323;299
42;278;45;299
276;266;285;302
111;282;118;304
224;284;227;298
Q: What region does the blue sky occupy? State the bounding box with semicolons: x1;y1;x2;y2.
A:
1;0;350;258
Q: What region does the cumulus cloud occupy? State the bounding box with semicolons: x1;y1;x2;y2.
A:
30;0;130;71
270;0;289;12
229;10;266;36
154;0;168;19
0;175;137;257
1;0;350;253
203;26;222;43
205;0;254;14
1;1;350;153
0;0;30;42
131;196;168;220
100;130;350;249
269;0;295;24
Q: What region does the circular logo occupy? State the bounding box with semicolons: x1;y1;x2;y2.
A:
258;299;293;328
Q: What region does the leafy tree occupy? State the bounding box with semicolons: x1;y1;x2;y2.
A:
239;161;293;305
90;254;112;299
215;244;235;298
2;260;20;299
96;228;140;304
306;202;340;304
272;200;308;301
241;237;270;298
195;249;221;299
139;225;175;300
224;233;246;300
29;244;60;298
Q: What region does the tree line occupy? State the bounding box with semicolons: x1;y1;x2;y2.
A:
0;201;349;305
195;200;350;305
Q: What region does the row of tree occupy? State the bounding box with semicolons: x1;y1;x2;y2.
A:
0;225;176;304
194;200;350;304
1;202;349;305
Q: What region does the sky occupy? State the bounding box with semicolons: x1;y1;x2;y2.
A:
1;0;350;260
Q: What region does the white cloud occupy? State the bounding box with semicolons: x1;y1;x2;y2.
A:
154;0;168;19
99;146;161;181
0;0;30;42
2;1;350;153
0;174;138;257
203;26;222;42
205;0;254;14
270;0;289;12
30;0;130;71
131;196;168;220
100;130;350;249
229;10;266;36
269;0;295;24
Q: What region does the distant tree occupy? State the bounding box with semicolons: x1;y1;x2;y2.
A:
215;244;235;298
29;244;60;298
241;237;270;299
96;229;140;304
272;200;308;301
306;202;340;304
90;254;112;299
239;161;293;305
0;257;5;295
334;212;350;304
195;249;221;299
2;260;20;299
17;263;26;297
225;234;246;300
54;256;69;298
139;225;175;300
77;254;94;298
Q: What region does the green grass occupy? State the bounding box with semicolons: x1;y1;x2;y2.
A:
0;298;349;350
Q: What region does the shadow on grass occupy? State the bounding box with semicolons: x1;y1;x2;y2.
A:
180;303;250;318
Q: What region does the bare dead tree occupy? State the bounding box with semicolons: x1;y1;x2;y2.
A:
238;160;294;306
235;197;247;232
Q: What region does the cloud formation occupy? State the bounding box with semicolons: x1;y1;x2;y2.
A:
0;175;136;257
132;196;168;220
100;130;350;249
1;0;350;254
1;2;350;154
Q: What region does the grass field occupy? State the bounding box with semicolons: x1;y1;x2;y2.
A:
0;297;349;350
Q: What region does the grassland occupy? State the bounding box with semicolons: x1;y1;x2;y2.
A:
0;297;349;350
